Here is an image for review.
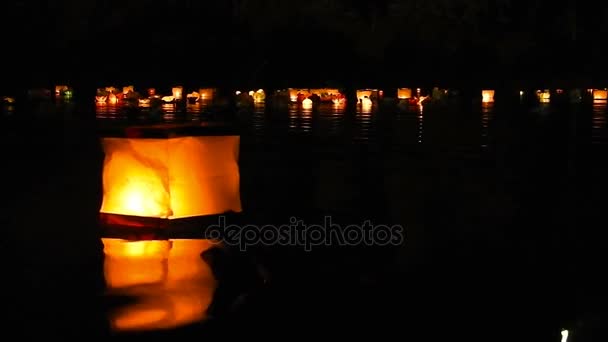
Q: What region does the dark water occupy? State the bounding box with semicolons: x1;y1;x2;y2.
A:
3;97;608;341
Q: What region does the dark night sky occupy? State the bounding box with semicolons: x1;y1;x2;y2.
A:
1;0;607;88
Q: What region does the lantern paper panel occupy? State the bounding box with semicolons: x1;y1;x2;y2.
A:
199;88;215;101
357;90;372;101
593;89;608;100
289;88;310;102
482;90;495;103
537;89;551;102
397;88;412;99
102;238;216;332
99;136;241;219
172;87;183;100
253;89;265;103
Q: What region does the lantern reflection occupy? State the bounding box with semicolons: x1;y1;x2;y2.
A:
103;238;217;332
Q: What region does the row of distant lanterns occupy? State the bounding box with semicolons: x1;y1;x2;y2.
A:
41;85;608;105
482;88;608;103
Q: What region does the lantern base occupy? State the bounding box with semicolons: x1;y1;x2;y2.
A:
99;212;242;240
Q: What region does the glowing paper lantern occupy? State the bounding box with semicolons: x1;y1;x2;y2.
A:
99;124;242;229
361;97;373;107
537;89;551;103
198;88;215;101
397;88;412;99
123;86;134;95
357;90;373;102
482;90;495;103
253;89;265;103
593;89;607;101
96;96;108;104
108;93;118;104
102;238;216;332
302;98;313;108
172;87;183;100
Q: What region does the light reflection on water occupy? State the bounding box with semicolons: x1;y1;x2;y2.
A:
591;100;607;145
481;102;494;149
102;238;217;333
93;99;505;151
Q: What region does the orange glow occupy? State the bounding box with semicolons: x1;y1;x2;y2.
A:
397;88;412;99
99;136;241;219
96;96;108;104
593;89;607;101
102;238;217;332
55;85;69;97
482;90;494;103
172;87;183;100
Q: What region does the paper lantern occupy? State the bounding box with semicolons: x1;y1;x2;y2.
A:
108;93;118;104
123;86;134;95
172;87;183;100
397;88;412;99
102;238;216;332
482;90;494;103
253;89;265;103
302;98;313;108
55;85;69;97
288;88;311;102
198;88;215;101
96;96;108;104
98;124;241;233
357;90;372;102
537;89;551;103
593;89;607;101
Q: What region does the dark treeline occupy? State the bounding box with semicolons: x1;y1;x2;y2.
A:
1;0;607;91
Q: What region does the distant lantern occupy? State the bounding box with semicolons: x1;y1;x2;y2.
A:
361;97;373;107
593;89;607;101
148;88;156;97
102;237;216;332
172;87;183;100
198;88;215;101
302;98;313;108
357;90;373;102
55;85;69;97
397;88;412;99
253;89;265;103
98;124;242;228
108;93;118;104
123;86;134;95
482;90;495;103
537;89;551;103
